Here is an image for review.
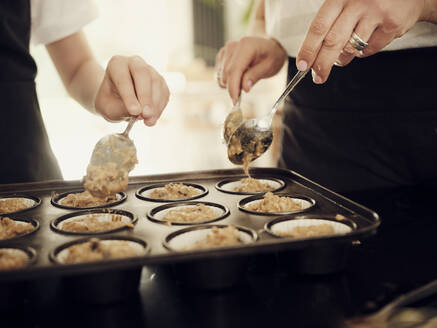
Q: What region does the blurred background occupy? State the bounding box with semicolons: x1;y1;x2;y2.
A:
31;0;286;180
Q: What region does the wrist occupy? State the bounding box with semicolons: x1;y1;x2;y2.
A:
269;37;287;59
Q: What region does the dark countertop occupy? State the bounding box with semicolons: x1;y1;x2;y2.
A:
2;184;437;328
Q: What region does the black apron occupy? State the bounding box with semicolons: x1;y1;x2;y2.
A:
0;0;62;184
280;47;437;192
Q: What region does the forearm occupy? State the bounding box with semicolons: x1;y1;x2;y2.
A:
46;31;104;113
248;0;266;36
67;59;104;112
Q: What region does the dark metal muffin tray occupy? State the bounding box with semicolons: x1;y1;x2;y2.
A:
0;167;380;281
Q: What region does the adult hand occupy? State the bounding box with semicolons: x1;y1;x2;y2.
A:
95;55;170;126
296;0;431;84
215;36;287;104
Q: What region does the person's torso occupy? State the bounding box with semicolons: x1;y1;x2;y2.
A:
0;0;61;184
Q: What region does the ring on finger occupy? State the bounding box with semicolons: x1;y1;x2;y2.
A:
348;32;368;51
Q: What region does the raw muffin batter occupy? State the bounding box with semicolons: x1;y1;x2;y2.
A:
149;183;200;200
59;190;118;208
233;177;275;193
246;192;303;213
0;248;29;271
61;238;142;264
0;198;31;214
184;226;243;250
162;204;216;223
59;214;133;233
84;143;138;198
83;162;129;199
0;217;34;240
277;224;334;238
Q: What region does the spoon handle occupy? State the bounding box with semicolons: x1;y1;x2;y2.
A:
121;116;137;137
271;69;309;114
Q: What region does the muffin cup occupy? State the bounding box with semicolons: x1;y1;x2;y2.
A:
50;236;149;304
50;209;137;235
136;182;208;202
51;190;126;210
215;176;285;195
147;201;230;226
0;195;41;215
238;193;316;216
265;214;357;275
163;224;258;289
265;216;356;239
0;217;39;243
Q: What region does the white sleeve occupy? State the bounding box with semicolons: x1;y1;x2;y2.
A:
31;0;99;45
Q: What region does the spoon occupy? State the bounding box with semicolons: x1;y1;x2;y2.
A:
88;116;138;172
223;95;243;144
227;70;309;165
84;116;138;198
345;279;437;327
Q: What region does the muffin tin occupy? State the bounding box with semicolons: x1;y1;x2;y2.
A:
0;167;380;283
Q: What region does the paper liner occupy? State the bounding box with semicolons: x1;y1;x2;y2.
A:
269;218;352;239
165;225;256;251
216;177;285;195
56;240;146;264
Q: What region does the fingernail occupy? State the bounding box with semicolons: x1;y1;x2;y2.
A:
297;60;308;72
142;106;151;117
311;69;323;84
129;104;141;115
246;79;253;91
145;117;156;126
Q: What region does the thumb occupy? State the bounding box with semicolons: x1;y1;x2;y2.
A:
241;60;273;93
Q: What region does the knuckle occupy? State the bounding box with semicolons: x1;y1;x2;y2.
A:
382;16;401;33
239;36;252;45
298;46;315;61
225;40;237;50
309;19;328;36
108;55;123;67
323;31;342;49
342;44;357;55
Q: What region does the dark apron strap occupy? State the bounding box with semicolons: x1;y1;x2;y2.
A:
0;0;62;184
280;48;437;192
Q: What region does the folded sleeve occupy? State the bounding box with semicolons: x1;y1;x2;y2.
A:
31;0;98;45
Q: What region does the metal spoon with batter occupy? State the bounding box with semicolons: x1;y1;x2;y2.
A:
84;117;138;198
227;70;309;165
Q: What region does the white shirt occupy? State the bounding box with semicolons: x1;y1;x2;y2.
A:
31;0;98;45
265;0;437;58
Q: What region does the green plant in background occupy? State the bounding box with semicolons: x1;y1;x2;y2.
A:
241;0;255;25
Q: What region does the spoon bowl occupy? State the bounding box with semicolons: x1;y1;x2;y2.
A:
227;118;273;165
85;117;138;198
227;70;308;165
89;117;137;172
223;96;243;144
89;134;136;172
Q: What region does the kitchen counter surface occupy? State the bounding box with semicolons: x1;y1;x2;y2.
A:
2;184;436;328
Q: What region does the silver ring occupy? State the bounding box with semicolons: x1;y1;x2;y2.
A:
348;32;368;51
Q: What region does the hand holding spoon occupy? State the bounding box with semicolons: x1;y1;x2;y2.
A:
228;70;309;165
